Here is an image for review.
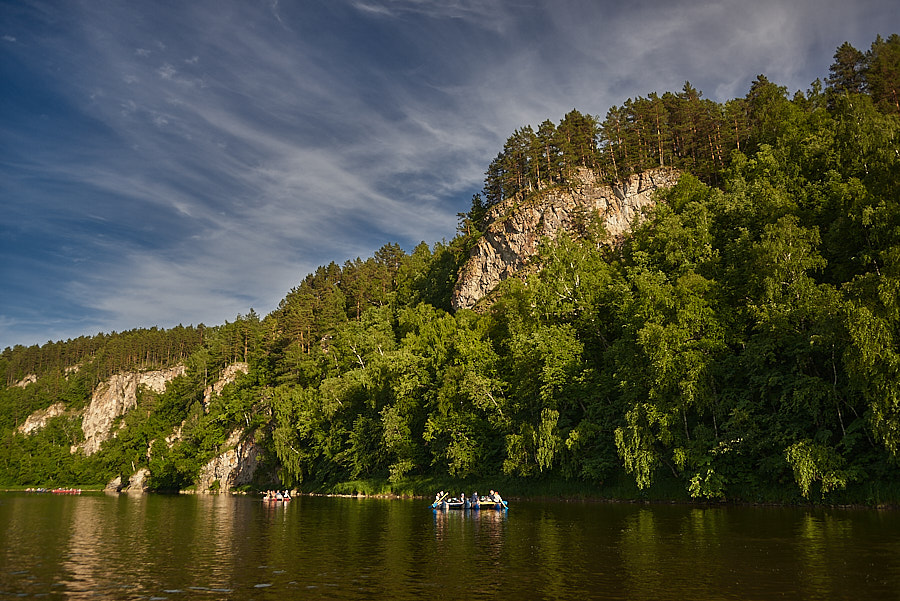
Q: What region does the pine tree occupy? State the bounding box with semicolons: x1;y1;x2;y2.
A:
865;34;900;114
827;41;867;95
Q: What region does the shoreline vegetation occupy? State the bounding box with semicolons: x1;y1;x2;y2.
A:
5;475;900;510
3;35;900;508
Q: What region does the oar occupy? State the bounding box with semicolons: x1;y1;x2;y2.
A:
431;492;449;508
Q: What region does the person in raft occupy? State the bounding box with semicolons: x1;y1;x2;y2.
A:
488;489;503;503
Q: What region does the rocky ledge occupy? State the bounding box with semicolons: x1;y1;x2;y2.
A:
451;167;680;310
78;365;186;455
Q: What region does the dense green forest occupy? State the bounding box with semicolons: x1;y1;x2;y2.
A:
2;35;899;503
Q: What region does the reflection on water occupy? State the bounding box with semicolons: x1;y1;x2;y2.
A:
61;493;121;597
620;508;662;599
2;493;900;600
432;506;507;538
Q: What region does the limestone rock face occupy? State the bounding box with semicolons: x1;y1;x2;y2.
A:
122;362;252;457
14;374;37;388
124;467;151;492
203;362;249;407
79;365;186;455
196;429;262;492
18;402;67;435
451;167;680;310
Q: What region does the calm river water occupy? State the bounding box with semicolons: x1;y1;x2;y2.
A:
1;492;899;600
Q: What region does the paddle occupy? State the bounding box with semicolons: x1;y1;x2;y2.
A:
431;491;449;508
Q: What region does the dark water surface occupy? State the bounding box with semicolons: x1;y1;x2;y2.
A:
1;492;899;600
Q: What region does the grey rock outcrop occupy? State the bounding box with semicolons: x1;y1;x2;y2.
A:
14;374;37;388
196;429;262;492
78;365;186;455
123;467;150;492
451;167;680;310
104;468;149;493
202;362;249;407
18;402;67;435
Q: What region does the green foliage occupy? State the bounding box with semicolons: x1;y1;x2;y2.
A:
2;325;204;387
785;439;853;499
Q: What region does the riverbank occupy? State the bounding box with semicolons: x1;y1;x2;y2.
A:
1;485;106;493
5;475;899;509
281;474;900;510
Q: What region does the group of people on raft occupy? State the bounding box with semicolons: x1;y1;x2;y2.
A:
263;489;291;502
432;489;506;510
25;487;81;494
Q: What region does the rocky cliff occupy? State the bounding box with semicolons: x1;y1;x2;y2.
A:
195;429;262;492
14;361;268;492
78;365;186;455
193;363;262;492
451;167;680;310
203;362;249;407
17;402;67;435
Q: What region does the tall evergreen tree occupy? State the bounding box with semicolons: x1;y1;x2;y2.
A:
865;34;900;114
827;41;867;95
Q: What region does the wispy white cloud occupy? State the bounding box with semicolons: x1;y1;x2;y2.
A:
157;63;177;80
352;0;510;23
352;2;395;17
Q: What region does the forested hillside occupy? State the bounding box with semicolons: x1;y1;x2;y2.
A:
2;35;899;503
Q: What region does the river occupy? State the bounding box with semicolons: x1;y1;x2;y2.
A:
1;492;898;600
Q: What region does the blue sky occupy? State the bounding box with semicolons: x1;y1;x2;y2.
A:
2;0;897;349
